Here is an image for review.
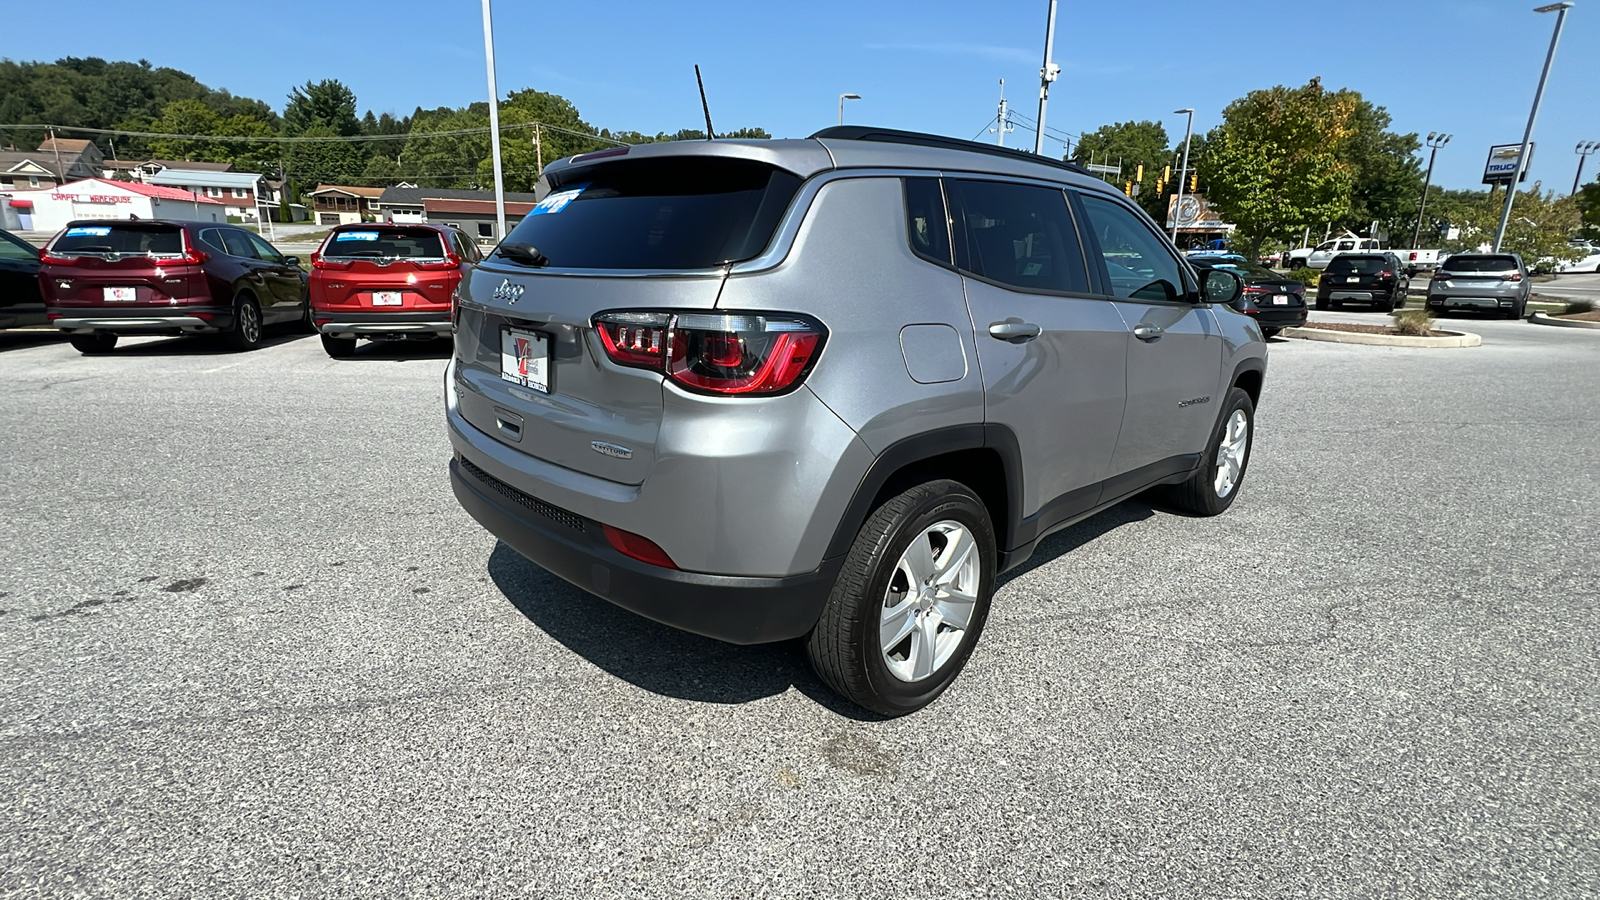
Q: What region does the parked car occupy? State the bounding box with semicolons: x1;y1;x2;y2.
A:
0;228;46;329
1315;252;1411;311
1190;257;1307;337
40;220;309;354
1553;242;1600;274
445;126;1266;716
309;223;477;358
1426;253;1531;319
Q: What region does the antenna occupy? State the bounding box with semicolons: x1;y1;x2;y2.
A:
695;65;715;140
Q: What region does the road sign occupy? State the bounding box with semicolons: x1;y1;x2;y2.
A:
1083;163;1120;176
1483;143;1536;185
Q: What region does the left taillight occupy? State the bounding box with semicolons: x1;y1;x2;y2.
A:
154;250;208;266
310;252;351;270
39;252;78;266
593;310;826;396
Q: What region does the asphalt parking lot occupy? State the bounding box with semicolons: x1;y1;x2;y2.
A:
2;317;1597;897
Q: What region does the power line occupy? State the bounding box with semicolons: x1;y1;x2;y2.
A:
971;116;999;142
0;120;632;147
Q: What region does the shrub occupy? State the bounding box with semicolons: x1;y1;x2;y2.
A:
1391;308;1435;336
1565;299;1595;315
1285;268;1321;289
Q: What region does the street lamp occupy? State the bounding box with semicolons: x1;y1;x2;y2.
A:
1412;132;1451;249
837;93;861;126
481;0;507;241
1170;108;1195;242
1033;0;1060;155
1574;141;1600;194
1493;1;1574;253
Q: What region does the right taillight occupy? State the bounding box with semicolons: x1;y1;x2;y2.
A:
593;311;826;396
1505;272;1523;282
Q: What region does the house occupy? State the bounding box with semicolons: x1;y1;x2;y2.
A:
0;177;225;233
377;186;539;240
0;137;107;191
306;185;385;225
145;169;274;222
0;153;66;191
103;159;235;180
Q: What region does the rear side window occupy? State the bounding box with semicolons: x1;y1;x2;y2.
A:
904;178;951;266
52;223;182;256
1078;193;1185;302
323;227;447;259
504;158;803;270
221;230;258;259
1327;256;1387;274
1443;255;1519;273
947;179;1088;293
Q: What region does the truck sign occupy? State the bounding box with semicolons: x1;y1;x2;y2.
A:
1483;143;1535;185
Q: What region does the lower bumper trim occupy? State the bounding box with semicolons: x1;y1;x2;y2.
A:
53;316;216;333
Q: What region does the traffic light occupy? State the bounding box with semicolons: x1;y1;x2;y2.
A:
1163;165;1171;183
1124;181;1133;197
1156;179;1165;194
1135;164;1144;184
1190;173;1199;192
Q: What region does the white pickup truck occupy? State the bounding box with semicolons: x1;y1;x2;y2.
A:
1287;238;1445;275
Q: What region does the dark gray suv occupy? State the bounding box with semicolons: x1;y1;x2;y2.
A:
446;127;1266;715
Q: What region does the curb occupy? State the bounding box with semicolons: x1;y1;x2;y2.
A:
1280;326;1482;348
1529;312;1600;330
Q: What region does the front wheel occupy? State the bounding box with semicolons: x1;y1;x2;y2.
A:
806;480;996;717
69;333;118;355
1164;387;1254;517
224;296;263;351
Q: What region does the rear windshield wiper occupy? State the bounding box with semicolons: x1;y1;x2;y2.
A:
495;242;549;268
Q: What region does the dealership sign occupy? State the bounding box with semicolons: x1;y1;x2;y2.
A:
1483;143;1535;185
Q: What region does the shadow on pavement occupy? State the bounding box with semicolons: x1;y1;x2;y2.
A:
487;541;884;720
0;330;69;352
107;328;313;356
337;338;454;361
997;499;1158;588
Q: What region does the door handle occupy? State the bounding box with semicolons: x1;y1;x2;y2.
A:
1133;324;1164;342
988;318;1042;343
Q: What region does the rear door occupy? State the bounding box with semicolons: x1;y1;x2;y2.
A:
1075;190;1223;484
945;177;1128;522
454;155;803;485
244;231;305;317
0;230;43;326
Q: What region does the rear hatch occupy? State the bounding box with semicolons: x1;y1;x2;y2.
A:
40;223;205;307
1434;255;1520;292
311;226;455;310
454;154;806;485
1324;255;1392;288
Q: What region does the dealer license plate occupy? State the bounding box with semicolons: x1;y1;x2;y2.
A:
373;291;403;306
1346;277;1360;283
103;287;137;302
500;327;549;393
1272;294;1290;305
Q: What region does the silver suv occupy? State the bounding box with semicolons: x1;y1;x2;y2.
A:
446;127;1266;715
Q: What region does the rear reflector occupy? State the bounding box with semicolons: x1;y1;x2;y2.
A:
602;524;677;569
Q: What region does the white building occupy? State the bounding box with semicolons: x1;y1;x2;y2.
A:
0;178;226;234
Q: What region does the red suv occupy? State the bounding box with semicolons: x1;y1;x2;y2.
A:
40;220;310;354
309;223;478;358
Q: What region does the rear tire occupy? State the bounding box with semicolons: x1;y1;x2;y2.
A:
1164;387;1254;517
1315;297;1329;311
806;480;996;717
69;333;117;355
320;334;358;358
224;296;263;351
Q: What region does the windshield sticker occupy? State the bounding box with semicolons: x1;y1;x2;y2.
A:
335;231;379;242
66;226;112;237
528;183;589;217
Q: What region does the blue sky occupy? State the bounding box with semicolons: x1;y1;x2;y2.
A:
7;0;1597;192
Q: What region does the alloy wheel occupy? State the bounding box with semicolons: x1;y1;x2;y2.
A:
1213;409;1249;498
879;520;981;683
240;303;262;344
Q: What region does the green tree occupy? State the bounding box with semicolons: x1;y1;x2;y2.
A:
1333;98;1423;243
1576;180;1600;241
140;99;275;167
283;79;363;136
1436;185;1583;265
285;125;368;189
1071;120;1172;219
1197;80;1358;257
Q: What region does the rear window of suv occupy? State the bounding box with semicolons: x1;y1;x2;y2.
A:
1326;255;1388;274
322;227;447;259
1442;255;1519;273
504;157;803;270
51;222;183;256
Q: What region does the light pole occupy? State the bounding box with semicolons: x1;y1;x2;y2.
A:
1493;2;1573;253
837;93;860;126
1033;0;1060;155
1574;141;1599;194
481;0;507;242
1412;132;1451;249
1170;108;1194;242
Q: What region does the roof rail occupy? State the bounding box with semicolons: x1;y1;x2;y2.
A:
809;125;1094;178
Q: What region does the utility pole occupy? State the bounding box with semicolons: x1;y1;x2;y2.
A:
995;80;1011;147
1412;133;1451;249
480;0;507;241
534;124;543;177
47;127;67;188
1494;2;1572;253
1032;0;1060;155
1170;109;1195;241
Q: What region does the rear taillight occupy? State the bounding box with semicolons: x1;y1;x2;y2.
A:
416;254;461;271
310;252;351;270
39;252;78;265
1433;271;1451;280
1410;252;1419;261
1505;272;1523;282
602;524;676;569
593;311;826;396
154;250;207;266
1379;270;1393;279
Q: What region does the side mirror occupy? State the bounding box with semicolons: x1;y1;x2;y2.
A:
283;256;300;268
1202;269;1244;305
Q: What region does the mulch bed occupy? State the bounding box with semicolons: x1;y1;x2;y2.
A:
1295;322;1449;337
1556;310;1600;322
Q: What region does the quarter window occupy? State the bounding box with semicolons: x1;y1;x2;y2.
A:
220;230;258;259
1078;193;1186;302
245;232;284;263
947;179;1089;293
903;178;951;266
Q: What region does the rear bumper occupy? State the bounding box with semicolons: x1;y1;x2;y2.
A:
1427;291;1518;308
450;454;837;644
1251;308;1308;328
49;305;230;334
316;310;451;337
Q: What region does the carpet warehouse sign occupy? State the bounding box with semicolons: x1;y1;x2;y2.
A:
52;193;133;204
